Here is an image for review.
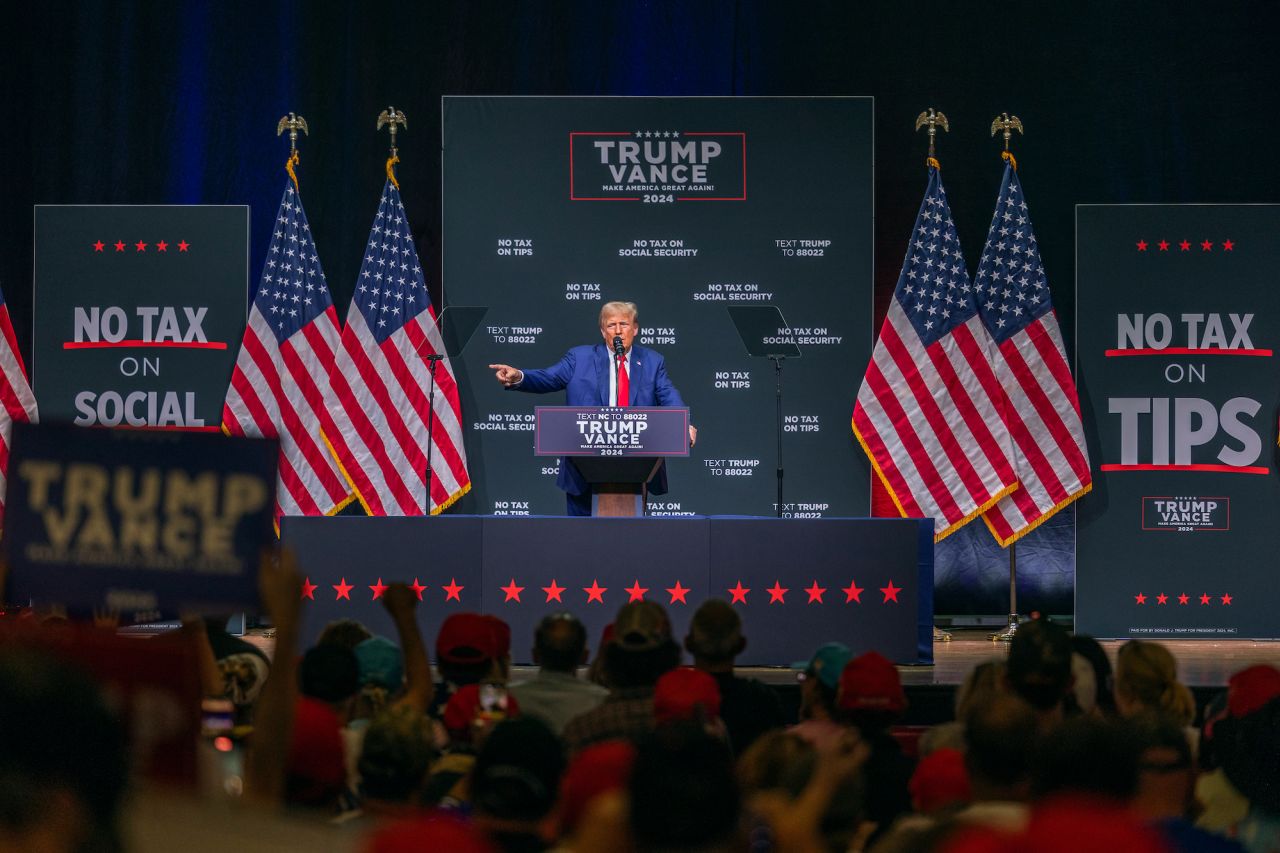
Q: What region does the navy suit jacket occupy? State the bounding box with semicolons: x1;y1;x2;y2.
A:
515;343;686;495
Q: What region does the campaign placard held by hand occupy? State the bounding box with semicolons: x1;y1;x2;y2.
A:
3;423;277;621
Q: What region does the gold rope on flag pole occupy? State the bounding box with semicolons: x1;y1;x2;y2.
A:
377;106;407;189
276;112;309;190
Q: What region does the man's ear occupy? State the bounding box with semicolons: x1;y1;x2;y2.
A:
734;636;747;656
684;634;697;656
579;647;589;666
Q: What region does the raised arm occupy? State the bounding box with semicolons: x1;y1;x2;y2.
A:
382;582;433;713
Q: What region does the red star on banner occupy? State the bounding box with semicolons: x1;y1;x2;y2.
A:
114;240;126;252
842;580;864;604
1136;239;1148;251
1199;593;1212;605
1156;593;1168;605
624;580;648;602
333;578;353;600
156;240;168;252
766;582;788;604
410;578;427;601
443;578;464;602
1157;240;1170;251
805;581;827;604
1178;593;1189;605
93;240;105;252
1201;240;1213;251
301;577;318;600
1222;239;1234;251
727;582;750;604
369;578;388;600
134;241;147;252
1135;593;1147;604
880;580;902;603
1179;239;1191;251
1221;593;1233;605
500;579;524;603
584;580;607;604
666;581;689;605
543;580;565;603
178;240;190;252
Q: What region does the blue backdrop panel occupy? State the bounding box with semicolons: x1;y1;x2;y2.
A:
281;516;931;664
285;516;485;650
708;518;932;665
481;517;710;662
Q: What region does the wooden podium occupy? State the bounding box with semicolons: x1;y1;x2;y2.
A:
533;406;690;517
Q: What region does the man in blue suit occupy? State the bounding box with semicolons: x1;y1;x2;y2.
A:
490;301;696;516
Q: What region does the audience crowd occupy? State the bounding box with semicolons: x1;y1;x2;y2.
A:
2;550;1278;853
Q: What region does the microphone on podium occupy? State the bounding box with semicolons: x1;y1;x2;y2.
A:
613;335;625;357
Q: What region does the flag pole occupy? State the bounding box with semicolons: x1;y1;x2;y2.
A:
378;106;437;515
988;112;1025;643
915;108;953;644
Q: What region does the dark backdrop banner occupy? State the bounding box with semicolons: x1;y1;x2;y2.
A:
443;96;872;517
32;205;248;429
1076;205;1280;638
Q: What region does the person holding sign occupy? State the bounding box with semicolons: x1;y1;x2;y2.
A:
490;301;695;516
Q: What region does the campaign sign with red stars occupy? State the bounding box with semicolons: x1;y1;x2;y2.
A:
283;515;932;665
1076;205;1280;638
33;206;248;431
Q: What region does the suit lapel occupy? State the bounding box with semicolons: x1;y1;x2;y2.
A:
629;347;643;406
594;344;609;405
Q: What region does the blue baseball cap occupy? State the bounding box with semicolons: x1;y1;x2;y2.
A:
791;642;853;689
354;636;404;691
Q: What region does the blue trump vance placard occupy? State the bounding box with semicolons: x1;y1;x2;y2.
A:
3;423;277;622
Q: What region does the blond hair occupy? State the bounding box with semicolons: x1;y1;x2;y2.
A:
599;301;638;327
1116;640;1195;726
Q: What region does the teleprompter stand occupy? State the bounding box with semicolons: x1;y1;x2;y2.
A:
417;306;487;514
727;306;801;519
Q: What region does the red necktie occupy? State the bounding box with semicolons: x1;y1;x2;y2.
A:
616;355;629;407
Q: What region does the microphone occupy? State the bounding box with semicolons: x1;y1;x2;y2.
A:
613;335;625;357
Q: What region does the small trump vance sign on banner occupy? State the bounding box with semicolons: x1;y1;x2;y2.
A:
3;423;277;622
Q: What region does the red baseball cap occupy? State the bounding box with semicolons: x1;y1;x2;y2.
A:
838;651;907;713
558;740;637;833
286;696;345;806
909;748;972;814
1227;664;1280;718
443;683;521;737
436;613;500;665
653;666;721;725
363;811;496;853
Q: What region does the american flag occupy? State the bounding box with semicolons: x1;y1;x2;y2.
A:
0;283;38;525
222;179;353;525
974;159;1091;545
322;180;471;515
854;166;1018;542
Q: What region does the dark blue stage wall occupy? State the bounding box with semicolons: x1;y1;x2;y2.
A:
282;516;935;665
443;96;872;518
9;2;1280;617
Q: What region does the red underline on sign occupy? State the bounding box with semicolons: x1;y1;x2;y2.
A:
62;340;228;350
1101;463;1270;475
107;424;223;433
1104;348;1272;357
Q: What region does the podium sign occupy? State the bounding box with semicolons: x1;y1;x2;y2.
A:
534;406;690;456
